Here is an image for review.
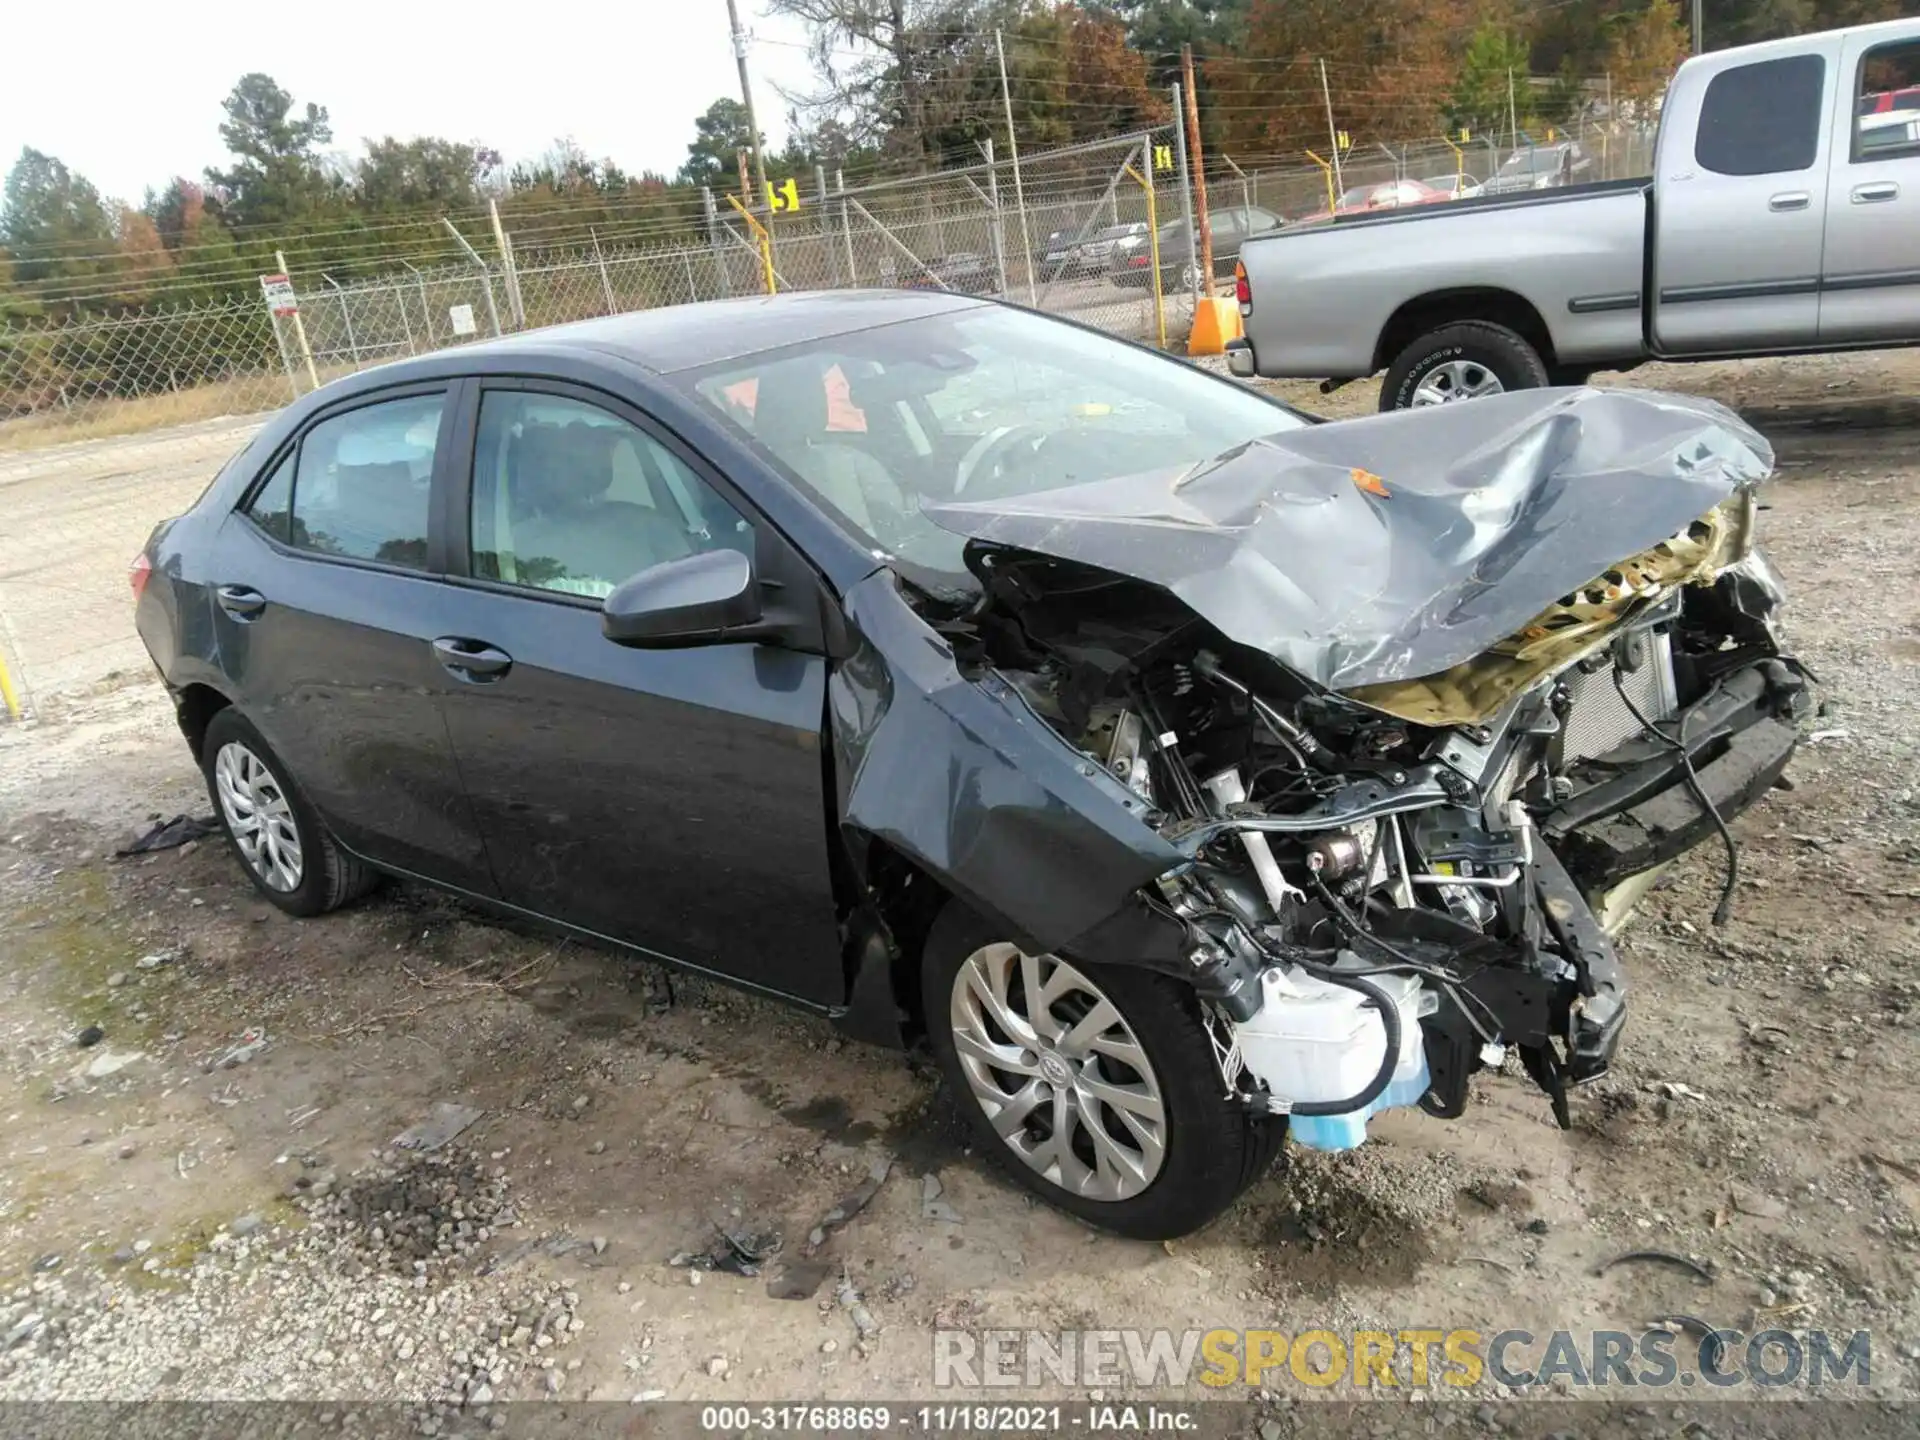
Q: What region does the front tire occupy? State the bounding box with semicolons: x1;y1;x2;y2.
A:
921;903;1283;1240
1381;320;1548;411
201;708;378;918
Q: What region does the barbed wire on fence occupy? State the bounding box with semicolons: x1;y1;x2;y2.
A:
0;116;1655;454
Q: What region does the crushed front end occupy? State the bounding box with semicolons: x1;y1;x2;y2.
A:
901;388;1811;1147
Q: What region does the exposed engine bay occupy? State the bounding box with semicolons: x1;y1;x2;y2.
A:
900;389;1814;1149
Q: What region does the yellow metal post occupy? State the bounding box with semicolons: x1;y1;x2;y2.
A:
0;645;21;722
1124;161;1166;351
1305;150;1336;214
1443;136;1467;193
725;194;776;295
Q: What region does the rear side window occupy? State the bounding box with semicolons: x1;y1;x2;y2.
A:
1854;40;1920;163
1695;55;1825;176
285;394;444;569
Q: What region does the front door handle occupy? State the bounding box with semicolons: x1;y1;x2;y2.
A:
1852;181;1900;204
432;636;513;681
1768;191;1811;212
216;584;267;620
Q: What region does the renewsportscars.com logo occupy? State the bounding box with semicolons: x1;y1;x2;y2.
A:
932;1328;1872;1392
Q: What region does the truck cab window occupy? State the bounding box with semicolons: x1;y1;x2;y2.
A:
1854;41;1920;163
1695;54;1825;177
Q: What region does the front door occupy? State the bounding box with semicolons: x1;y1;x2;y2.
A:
1820;26;1920;343
431;383;846;1007
1651;43;1840;355
210;386;493;893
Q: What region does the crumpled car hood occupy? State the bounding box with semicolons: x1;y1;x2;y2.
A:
922;387;1772;693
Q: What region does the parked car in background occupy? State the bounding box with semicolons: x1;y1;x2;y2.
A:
132;290;1807;1240
1421;173;1485;200
1480;140;1593;194
1068;222;1150;275
1296;179;1451;223
1233;17;1920;409
1111;204;1285;290
1039;229;1075;275
906;252;997;295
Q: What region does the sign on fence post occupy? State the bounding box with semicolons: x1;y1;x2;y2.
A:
261;267;319;393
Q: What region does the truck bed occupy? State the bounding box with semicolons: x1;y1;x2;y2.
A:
1239;179;1652;381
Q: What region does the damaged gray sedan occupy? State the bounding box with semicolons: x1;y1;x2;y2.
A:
135;291;1810;1240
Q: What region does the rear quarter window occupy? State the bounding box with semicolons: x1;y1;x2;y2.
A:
1695;54;1826;177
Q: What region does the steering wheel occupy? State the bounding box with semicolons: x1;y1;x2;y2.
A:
955;421;1056;497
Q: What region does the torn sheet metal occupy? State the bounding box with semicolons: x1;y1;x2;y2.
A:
829;573;1182;953
922;388;1772;692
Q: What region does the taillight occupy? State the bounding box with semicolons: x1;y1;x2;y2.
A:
1129;254;1149;267
129;552;153;600
1234;261;1251;312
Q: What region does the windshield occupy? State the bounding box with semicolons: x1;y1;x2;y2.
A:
680;305;1308;583
1497;148;1560;177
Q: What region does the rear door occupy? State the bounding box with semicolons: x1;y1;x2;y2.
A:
430;380;847;1006
1652;41;1840;354
210;384;493;891
1820;25;1920;343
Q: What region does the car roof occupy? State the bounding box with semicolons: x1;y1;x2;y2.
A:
428;288;991;377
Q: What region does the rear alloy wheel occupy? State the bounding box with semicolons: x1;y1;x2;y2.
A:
922;903;1284;1240
1381;320;1549;411
200;708;378;918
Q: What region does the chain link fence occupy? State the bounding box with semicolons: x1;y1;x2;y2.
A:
0;118;1657;457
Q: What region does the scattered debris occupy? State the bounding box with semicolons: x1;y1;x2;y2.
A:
670;1225;782;1277
1806;728;1851;744
1648;1313;1729;1372
1594;1249;1717;1284
84;1049;141;1080
392;1102;485;1153
207;1027;269;1071
1866;1152;1920;1183
836;1270;880;1342
1460;1255;1519;1275
705;1355;729;1378
922;1172;962;1225
135;951;172;971
115;814;216;856
805;1154;892;1254
74;1025;104;1049
1732;1190;1790;1221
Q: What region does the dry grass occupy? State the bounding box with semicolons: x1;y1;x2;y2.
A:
0;375;294;454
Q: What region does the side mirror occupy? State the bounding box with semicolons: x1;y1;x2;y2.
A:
601;548;762;648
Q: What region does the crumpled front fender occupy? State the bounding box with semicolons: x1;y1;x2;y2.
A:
828;570;1184;955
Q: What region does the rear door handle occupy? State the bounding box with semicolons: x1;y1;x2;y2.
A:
216;584;267;620
432;636;513;681
1852;181;1900;204
1768;191;1811;212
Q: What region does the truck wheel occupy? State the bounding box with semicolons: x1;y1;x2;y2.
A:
920;901;1284;1240
1382;321;1548;411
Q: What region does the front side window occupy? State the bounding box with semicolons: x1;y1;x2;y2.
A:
1696;54;1825;176
682;305;1307;580
244;453;294;544
1854;41;1920;163
284;393;443;568
470;391;751;600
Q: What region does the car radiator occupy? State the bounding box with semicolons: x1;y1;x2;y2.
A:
1559;634;1678;766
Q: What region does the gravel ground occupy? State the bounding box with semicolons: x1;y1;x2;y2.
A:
0;355;1916;1430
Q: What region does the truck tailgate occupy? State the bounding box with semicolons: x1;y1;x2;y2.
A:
1239;182;1650;380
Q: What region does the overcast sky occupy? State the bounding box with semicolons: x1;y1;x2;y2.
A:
0;0;822;205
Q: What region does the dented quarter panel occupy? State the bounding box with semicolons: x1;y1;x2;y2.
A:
830;569;1185;952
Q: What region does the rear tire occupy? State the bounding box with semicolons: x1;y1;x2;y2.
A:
200;708;378;918
1381;320;1548;411
920;902;1284;1240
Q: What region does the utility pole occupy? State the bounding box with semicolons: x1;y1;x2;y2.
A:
1181;45;1213;297
1508;68;1519;153
1318;59;1343;198
724;0;774;245
996;28;1036;304
1691;0;1703;54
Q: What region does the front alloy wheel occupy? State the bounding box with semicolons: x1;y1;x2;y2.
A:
921;903;1285;1239
950;943;1166;1201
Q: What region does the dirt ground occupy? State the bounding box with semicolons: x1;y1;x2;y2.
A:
0;353;1917;1425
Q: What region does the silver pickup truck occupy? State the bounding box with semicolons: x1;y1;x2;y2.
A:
1231;18;1920;409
